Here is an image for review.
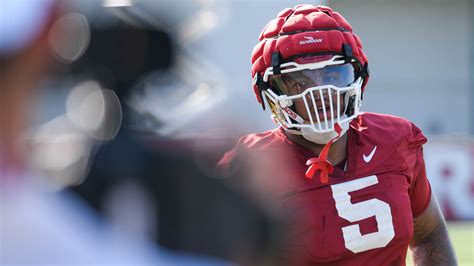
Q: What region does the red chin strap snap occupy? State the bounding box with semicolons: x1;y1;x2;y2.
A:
305;123;343;183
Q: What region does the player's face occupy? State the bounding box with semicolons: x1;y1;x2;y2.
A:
292;88;345;122
269;63;355;122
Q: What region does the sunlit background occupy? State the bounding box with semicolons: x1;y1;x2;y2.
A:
25;0;473;264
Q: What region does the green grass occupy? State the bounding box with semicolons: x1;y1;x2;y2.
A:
406;222;474;266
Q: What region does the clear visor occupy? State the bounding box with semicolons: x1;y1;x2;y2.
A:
269;63;356;96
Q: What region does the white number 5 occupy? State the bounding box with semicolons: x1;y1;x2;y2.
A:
331;175;395;253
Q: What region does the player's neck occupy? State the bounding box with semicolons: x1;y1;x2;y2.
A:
285;131;348;165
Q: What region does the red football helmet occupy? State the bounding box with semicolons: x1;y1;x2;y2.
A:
251;5;369;143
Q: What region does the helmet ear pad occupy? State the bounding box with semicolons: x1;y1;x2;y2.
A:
344;91;356;117
343;78;363;117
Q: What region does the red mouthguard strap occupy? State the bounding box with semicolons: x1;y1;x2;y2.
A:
305;123;343;183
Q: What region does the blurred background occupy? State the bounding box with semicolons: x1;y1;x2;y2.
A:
13;0;473;264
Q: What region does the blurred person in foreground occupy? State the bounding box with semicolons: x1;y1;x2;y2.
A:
0;0;226;265
64;4;283;265
219;4;457;265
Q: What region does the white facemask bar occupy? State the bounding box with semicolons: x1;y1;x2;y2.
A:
264;77;363;134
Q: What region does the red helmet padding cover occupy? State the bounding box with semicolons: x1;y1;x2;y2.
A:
251;5;369;104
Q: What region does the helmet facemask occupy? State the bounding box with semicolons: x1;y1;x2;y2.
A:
261;55;363;144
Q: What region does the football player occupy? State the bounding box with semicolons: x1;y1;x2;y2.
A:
219;4;457;265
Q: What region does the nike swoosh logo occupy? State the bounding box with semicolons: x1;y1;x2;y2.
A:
363;146;377;163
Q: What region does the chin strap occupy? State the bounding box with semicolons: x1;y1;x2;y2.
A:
305;123;343;183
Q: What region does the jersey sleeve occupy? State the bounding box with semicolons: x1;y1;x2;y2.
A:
217;134;267;178
217;138;245;177
217;148;236;172
406;123;431;218
217;137;256;187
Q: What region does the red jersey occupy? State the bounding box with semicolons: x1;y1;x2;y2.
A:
218;112;431;266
